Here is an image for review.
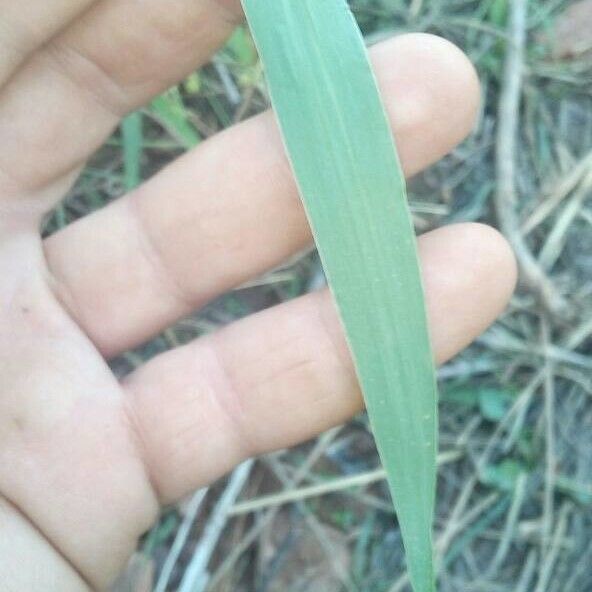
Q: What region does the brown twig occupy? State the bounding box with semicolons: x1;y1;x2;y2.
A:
178;460;254;592
205;428;343;590
495;0;571;320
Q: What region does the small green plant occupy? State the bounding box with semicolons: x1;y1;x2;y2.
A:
150;87;201;149
241;2;438;591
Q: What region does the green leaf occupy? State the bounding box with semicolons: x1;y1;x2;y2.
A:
488;0;509;27
443;386;515;422
121;111;143;190
478;388;515;422
441;386;479;409
224;26;258;67
184;72;202;95
150;87;201;149
241;3;438;592
480;459;528;492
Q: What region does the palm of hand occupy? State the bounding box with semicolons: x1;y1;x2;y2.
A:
0;1;515;590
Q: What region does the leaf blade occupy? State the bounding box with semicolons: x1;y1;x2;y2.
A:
121;111;143;190
241;2;438;591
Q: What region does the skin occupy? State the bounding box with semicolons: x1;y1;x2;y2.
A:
0;1;517;589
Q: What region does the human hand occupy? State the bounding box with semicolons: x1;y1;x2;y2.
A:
0;1;516;589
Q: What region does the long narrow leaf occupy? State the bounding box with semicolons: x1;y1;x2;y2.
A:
121;111;143;190
241;2;438;591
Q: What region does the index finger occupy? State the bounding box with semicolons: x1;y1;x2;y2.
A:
0;0;243;196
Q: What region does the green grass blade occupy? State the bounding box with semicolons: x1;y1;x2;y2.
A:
150;87;201;149
241;2;438;591
121;111;143;190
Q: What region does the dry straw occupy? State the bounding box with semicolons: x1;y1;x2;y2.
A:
241;2;438;591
